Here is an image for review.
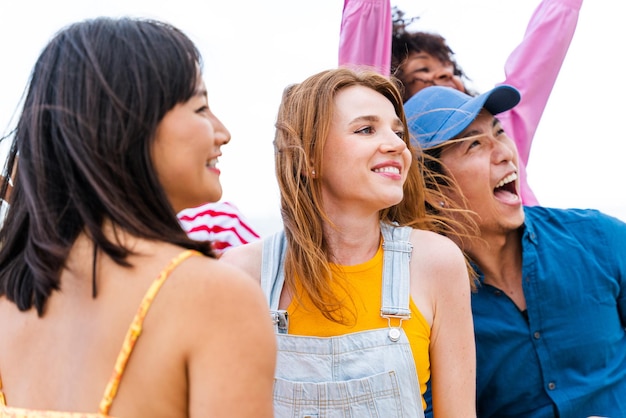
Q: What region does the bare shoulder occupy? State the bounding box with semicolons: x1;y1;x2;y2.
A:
142;247;269;338
408;228;468;286
147;248;276;417
409;229;464;262
406;229;471;327
219;240;263;282
149;248;274;361
163;251;264;309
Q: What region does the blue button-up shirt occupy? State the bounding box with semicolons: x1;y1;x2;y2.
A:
472;206;626;417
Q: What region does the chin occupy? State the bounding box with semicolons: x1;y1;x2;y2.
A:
205;188;223;203
185;193;222;211
504;208;525;230
382;194;404;209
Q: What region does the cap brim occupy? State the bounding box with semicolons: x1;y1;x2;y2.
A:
406;85;520;149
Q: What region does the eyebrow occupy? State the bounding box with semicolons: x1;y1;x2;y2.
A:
193;87;208;98
457;116;502;139
350;115;403;129
351;115;378;124
458;129;481;139
410;52;432;63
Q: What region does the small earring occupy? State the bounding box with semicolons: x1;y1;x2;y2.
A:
439;201;445;208
311;169;316;177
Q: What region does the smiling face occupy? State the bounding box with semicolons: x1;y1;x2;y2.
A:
439;110;524;234
151;79;230;213
398;51;465;101
320;85;412;217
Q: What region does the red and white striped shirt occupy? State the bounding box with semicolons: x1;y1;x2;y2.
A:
178;201;261;256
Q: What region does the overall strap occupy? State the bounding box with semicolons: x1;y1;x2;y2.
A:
260;224;414;334
260;230;287;310
98;249;200;415
260;230;288;333
380;222;413;318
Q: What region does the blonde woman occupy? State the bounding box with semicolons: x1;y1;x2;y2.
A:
222;68;476;417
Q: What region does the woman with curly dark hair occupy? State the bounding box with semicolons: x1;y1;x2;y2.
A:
338;0;583;207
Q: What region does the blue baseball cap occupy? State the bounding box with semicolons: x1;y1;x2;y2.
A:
404;85;521;149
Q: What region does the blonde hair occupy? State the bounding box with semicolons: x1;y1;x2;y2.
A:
274;68;474;322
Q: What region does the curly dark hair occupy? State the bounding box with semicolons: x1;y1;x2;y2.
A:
390;7;469;92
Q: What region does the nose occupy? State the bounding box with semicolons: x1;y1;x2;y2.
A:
380;130;407;154
432;67;455;86
492;136;517;165
211;113;231;146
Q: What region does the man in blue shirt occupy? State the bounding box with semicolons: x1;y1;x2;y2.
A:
405;85;626;417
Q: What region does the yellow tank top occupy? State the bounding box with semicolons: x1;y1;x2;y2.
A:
287;243;431;410
0;250;199;418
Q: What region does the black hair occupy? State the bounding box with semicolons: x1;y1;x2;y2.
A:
0;17;214;315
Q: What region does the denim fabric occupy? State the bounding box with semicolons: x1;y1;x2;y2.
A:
472;207;626;417
262;222;425;418
273;328;421;417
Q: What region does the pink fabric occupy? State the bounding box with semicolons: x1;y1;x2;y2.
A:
338;0;583;206
496;0;582;205
338;0;392;75
178;201;260;255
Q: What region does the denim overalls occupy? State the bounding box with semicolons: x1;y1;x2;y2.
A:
261;222;426;418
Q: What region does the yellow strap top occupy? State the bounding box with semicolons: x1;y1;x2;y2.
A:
0;249;199;418
286;243;431;410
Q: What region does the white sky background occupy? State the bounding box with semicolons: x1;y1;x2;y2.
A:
0;0;624;237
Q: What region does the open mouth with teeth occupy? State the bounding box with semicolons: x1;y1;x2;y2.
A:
494;172;519;202
373;166;400;175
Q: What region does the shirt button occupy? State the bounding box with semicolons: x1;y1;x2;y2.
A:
533;331;541;339
494;290;502;296
548;382;556;390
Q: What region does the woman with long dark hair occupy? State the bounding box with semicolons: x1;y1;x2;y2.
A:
0;17;275;417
